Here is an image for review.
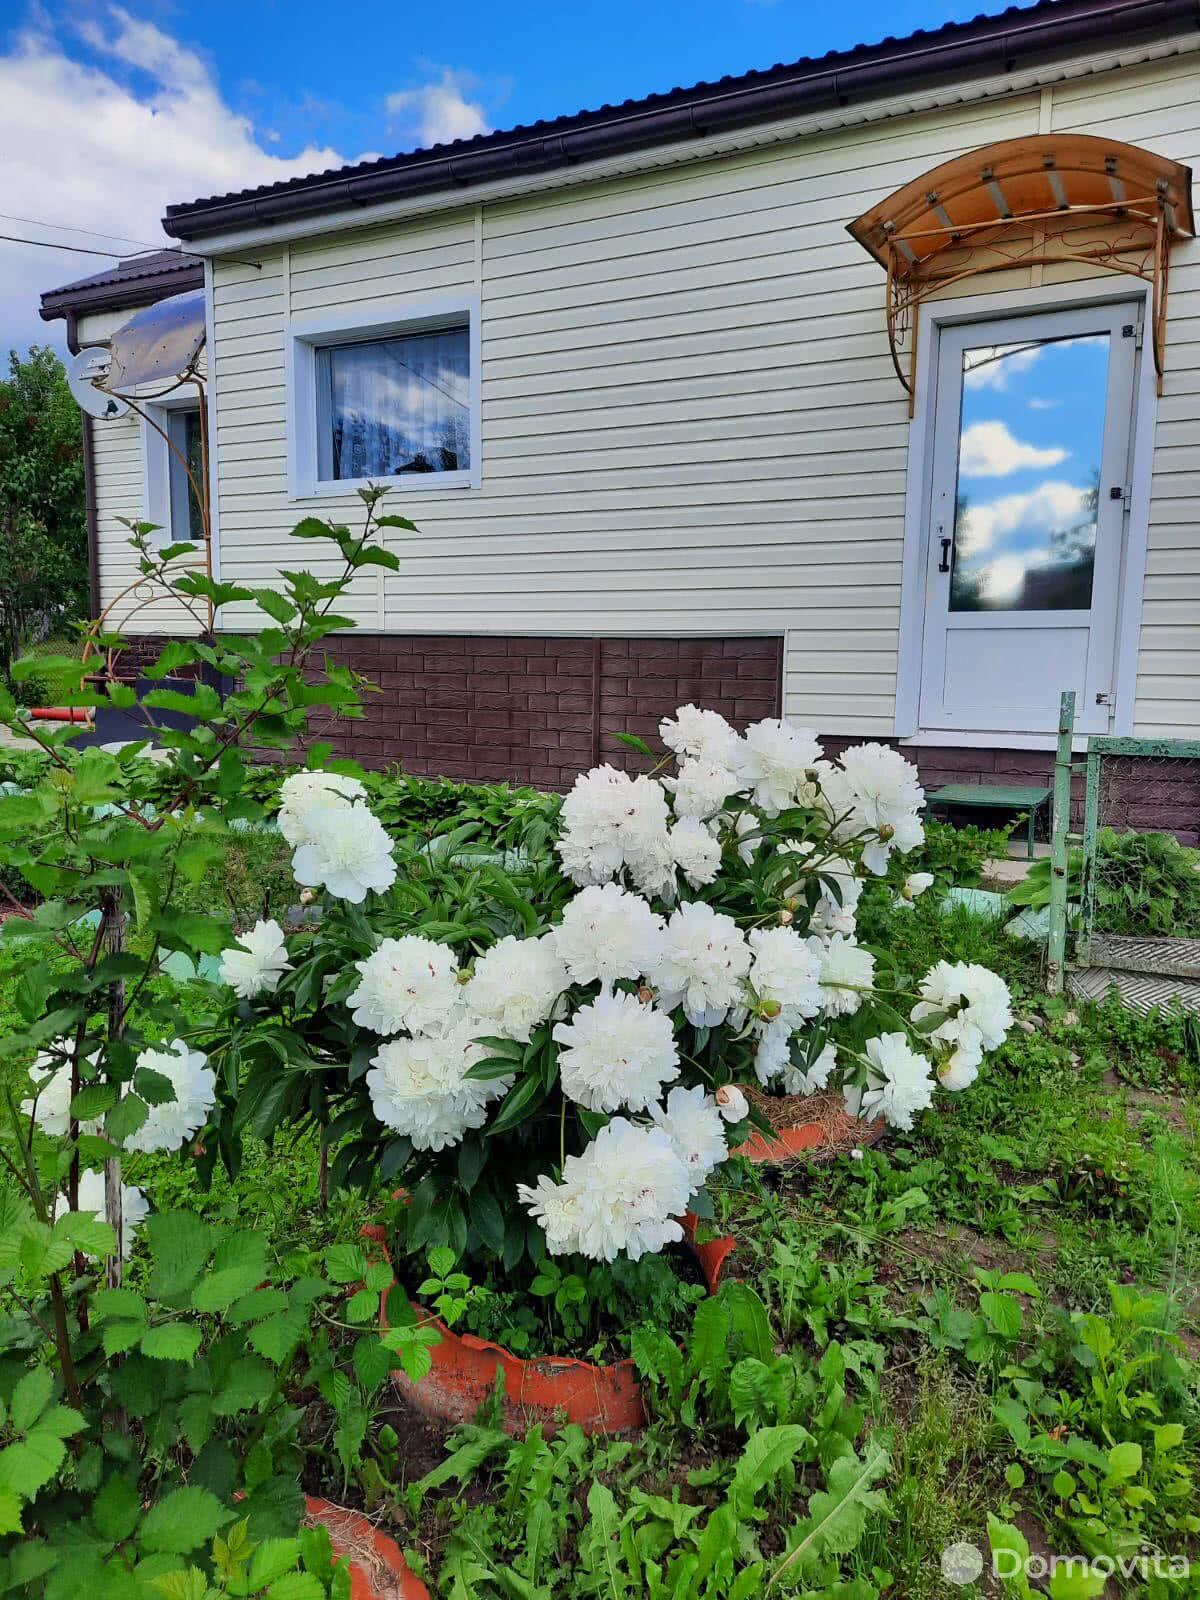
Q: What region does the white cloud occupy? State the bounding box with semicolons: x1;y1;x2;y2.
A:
386;68;491;150
958;420;1067;478
1028;397;1058;411
958;480;1091;558
962;343;1041;391
0;7;363;355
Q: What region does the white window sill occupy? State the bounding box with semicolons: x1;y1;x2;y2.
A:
291;470;477;501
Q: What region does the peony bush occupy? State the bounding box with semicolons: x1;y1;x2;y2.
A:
212;705;1014;1277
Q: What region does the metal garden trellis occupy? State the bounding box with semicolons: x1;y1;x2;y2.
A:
1046;689;1200;1008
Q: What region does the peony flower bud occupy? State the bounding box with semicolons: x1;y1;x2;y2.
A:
637;985;656;1005
715;1083;749;1123
298;888;315;906
778;907;794;926
757;998;782;1021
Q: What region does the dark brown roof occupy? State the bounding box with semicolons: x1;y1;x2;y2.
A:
40;249;204;324
163;0;1200;241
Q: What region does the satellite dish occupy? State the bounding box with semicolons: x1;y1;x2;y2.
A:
67;347;129;421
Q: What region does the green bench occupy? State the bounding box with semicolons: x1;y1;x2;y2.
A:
926;782;1052;860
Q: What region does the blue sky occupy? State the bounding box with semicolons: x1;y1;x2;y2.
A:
1;0;1039;356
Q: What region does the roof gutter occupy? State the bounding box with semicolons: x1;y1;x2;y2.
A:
164;0;1200;241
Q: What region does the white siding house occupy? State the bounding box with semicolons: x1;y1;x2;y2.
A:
43;0;1200;811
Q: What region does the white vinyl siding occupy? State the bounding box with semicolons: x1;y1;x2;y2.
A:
203;38;1200;739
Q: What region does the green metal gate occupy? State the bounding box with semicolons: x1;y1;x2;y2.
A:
1046;690;1200;1006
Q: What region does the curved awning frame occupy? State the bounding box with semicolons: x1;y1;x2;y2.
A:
848;135;1194;414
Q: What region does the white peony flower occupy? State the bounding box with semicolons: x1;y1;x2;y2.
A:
754;1018;793;1086
218;918;291;999
347;936;462;1037
651;1085;728;1185
21;1047;102;1137
366;1024;508;1151
669;818;722;888
853;1033;935;1131
626;829;679;902
465;934;567;1043
822;745;924;874
901;871;935;905
650;900;752;1028
911;961;1013;1075
514;1171;586;1257
291;802;396;903
816;933;876;1017
782;1039;838;1097
715;1083;749;1123
736;719;823;817
124;1040;215;1154
518;1118;691;1262
74;1169;149;1257
556;765;671;887
747;926;822;1027
277;771;366;847
553;988;679;1113
551;884;665;989
664;758;744;822
659;705;743;769
938;1055;979;1092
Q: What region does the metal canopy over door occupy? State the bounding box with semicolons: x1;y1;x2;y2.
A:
918;301;1139;738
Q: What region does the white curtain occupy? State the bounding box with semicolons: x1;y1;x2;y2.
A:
330;326;470;479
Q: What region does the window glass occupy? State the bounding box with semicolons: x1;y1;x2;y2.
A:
167;407;204;543
321;325;470;481
950;334;1110;611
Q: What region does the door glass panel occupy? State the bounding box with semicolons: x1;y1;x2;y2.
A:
949;333;1110;611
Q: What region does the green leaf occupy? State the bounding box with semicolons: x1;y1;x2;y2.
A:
139;1485;232;1554
10;1367;53;1432
1106;1441;1142;1481
145;1211;210;1300
324;1244;368;1285
70;1082;119;1121
192;1264;272;1314
247;1307;307;1364
106;1092;149;1145
0;1487;22;1535
140;1323;204;1363
264;1575;325;1600
729;1424;812;1518
91;1473;141;1542
55;1211;118;1259
248;1537;302;1588
774;1444;890;1578
0;1433;66;1498
979;1292;1023;1340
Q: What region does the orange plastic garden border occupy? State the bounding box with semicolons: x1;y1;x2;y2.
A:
305;1495;431;1600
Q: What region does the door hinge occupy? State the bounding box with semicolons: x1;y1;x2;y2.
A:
1096;691;1112;706
1122;321;1145;350
1108;484;1132;511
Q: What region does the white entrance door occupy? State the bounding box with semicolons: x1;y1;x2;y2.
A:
918;302;1139;737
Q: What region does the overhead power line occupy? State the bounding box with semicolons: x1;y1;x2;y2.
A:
0;212;168;252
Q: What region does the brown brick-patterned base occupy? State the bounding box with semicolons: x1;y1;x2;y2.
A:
310;633;784;789
103;633;1198;837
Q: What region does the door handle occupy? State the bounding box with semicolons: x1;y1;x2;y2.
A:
938;537;952;574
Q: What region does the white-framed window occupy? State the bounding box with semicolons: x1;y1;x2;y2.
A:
895;281;1156;745
142;396;205;547
287;298;481;499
